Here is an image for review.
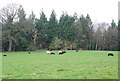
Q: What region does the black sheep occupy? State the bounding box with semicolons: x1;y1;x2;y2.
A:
3;55;7;56
62;51;66;53
108;53;114;56
50;52;55;55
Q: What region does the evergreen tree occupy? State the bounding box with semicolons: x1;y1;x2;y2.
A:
18;5;26;22
118;20;120;51
111;19;117;29
35;10;48;49
46;10;58;48
58;12;76;41
48;10;58;37
14;5;29;51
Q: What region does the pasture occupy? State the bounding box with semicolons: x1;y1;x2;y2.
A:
1;50;118;79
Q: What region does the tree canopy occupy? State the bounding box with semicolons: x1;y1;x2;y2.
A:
0;4;118;51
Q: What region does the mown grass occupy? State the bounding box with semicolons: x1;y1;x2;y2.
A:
1;50;118;79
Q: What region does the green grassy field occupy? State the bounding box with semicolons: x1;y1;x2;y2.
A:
1;50;118;79
0;52;2;80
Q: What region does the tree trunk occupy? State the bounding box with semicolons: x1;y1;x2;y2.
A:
8;40;12;51
33;29;37;50
95;44;97;50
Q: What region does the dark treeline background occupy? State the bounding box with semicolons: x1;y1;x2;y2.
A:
0;4;119;51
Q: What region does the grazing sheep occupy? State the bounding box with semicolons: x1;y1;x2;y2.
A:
58;51;62;53
46;51;51;54
50;52;55;55
47;51;55;55
108;53;114;56
58;51;66;55
3;55;7;56
62;51;66;53
58;51;63;54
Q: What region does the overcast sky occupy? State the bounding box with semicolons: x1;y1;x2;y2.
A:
0;0;119;24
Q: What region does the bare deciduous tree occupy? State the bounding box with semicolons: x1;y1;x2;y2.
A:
0;3;20;51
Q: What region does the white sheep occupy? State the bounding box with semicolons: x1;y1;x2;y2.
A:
46;51;51;54
58;51;62;54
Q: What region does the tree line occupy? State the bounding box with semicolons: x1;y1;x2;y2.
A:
0;4;119;51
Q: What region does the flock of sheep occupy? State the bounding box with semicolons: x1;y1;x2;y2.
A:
2;50;114;56
45;50;114;56
46;50;66;55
